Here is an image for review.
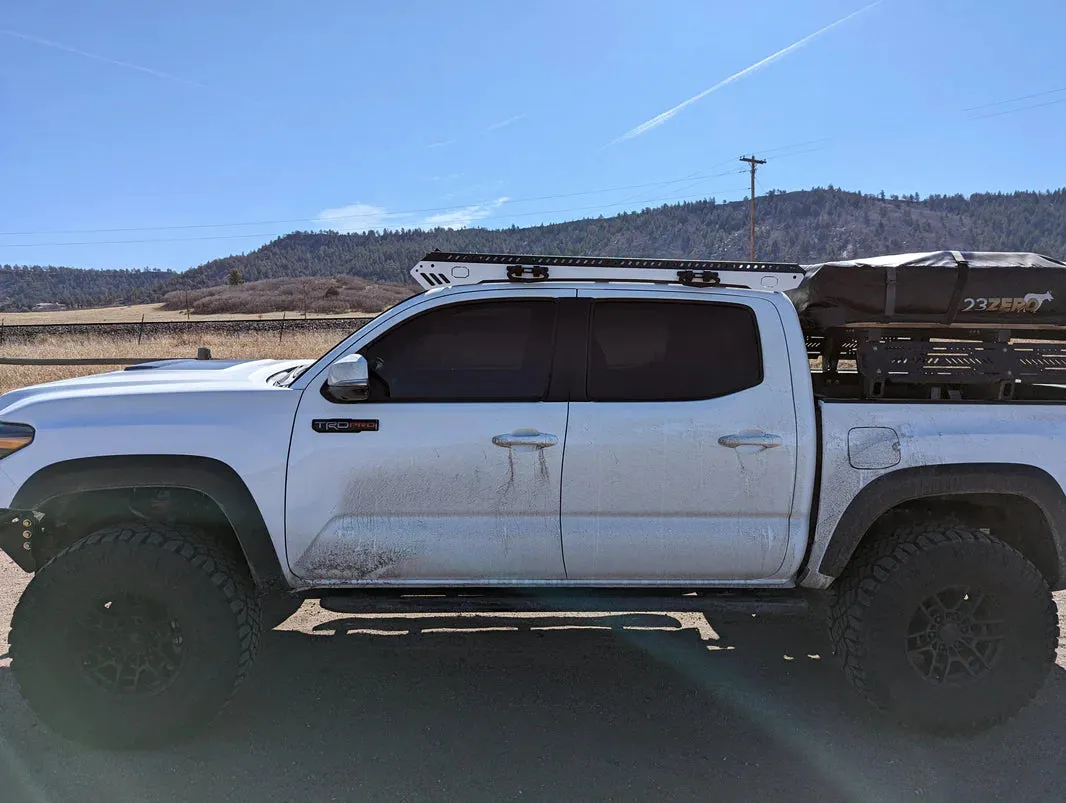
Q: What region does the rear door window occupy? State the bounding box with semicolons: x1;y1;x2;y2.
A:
586;300;762;401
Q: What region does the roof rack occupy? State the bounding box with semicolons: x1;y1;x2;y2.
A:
411;251;805;292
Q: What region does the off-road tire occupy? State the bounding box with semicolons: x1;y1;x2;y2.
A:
10;522;262;748
829;521;1057;735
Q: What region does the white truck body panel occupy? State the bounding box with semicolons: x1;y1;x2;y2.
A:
286;286;578;584
800;399;1066;588
286;400;570;583
560;287;809;581
0;360;309;584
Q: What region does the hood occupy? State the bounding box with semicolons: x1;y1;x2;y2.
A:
0;358;315;414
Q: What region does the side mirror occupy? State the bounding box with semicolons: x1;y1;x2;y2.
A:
326;353;370;401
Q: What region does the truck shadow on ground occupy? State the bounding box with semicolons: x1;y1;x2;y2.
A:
3;609;1066;802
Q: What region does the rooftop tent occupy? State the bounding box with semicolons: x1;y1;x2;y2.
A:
788;250;1066;331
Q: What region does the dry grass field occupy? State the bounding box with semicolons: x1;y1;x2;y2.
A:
0;330;344;393
0;303;376;325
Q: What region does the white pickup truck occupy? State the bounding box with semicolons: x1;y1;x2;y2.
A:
1;250;1063;747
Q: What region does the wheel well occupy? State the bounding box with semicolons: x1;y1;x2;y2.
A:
863;493;1059;584
816;464;1066;589
34;487;245;569
10;455;287;592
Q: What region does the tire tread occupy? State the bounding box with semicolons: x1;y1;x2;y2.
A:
10;521;262;746
828;520;1057;733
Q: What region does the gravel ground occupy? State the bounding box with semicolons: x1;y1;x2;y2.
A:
2;557;1066;802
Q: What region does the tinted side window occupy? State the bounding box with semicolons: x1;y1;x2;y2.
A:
363;300;557;401
587;300;762;402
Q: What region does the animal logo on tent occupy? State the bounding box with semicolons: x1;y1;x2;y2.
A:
1023;291;1054;312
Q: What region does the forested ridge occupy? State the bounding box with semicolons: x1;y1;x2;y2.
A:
5;187;1065;310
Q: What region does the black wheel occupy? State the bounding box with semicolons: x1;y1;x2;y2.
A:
829;521;1058;735
10;522;262;748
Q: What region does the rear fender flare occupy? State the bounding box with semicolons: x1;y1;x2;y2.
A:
815;463;1066;587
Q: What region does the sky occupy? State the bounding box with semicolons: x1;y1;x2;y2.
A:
1;0;1064;271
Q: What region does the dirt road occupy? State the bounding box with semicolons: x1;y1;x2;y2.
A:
2;558;1065;802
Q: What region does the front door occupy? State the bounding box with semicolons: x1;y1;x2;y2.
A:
560;290;800;581
286;290;574;584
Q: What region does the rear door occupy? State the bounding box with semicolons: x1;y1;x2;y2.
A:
560;289;799;581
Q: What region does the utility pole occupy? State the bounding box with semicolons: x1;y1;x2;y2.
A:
739;155;766;260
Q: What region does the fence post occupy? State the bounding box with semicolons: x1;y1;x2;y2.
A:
137;313;145;345
279;312;286;343
1;319;4;347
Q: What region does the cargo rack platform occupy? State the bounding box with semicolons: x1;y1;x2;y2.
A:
809;325;1066;400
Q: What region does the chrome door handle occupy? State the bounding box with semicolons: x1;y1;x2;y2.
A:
718;433;783;450
492;431;559;450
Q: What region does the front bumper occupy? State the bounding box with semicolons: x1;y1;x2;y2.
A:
0;509;41;572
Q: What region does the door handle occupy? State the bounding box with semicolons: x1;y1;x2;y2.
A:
718;433;783;450
492;431;559;450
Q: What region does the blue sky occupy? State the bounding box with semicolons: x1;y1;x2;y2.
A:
2;0;1064;271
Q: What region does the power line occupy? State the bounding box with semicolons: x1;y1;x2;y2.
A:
970;97;1066;120
0;168;746;238
963;85;1066;112
0;180;751;249
769;144;830;161
748;137;832;156
602;168;746;210
4;96;1054;245
492;181;750;225
0;133;840;241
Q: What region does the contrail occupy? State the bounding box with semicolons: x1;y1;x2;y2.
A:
0;29;207;88
486;113;528;132
613;1;881;143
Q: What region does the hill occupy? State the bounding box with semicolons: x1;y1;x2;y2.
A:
160;276;413;316
0;265;176;311
4;187;1066;310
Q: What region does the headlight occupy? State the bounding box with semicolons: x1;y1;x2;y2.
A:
0;423;34;458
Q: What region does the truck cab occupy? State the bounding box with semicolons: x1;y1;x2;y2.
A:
284;280;815;586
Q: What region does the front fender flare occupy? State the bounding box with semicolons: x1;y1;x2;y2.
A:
10;455;285;592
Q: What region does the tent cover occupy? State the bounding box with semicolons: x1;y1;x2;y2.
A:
788;250;1066;330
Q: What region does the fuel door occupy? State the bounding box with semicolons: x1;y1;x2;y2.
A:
848;427;901;470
